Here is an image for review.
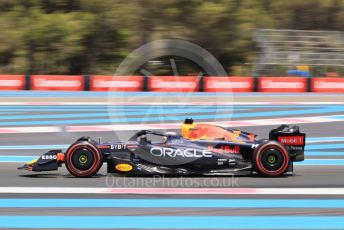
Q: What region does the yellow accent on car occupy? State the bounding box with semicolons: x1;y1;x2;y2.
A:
181;123;196;138
115;163;133;172
25;159;38;165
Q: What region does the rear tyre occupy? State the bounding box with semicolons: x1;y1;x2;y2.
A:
253;141;290;177
65;140;103;177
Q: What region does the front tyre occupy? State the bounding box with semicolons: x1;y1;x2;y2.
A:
65;141;103;177
253;141;290;177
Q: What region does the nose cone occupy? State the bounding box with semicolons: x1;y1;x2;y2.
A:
17;164;30;170
17;159;38;171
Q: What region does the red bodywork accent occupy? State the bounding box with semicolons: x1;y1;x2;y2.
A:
278;136;305;146
57;153;65;162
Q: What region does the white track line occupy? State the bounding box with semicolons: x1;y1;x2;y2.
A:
1;187;344;195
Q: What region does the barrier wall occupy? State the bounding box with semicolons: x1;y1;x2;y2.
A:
30;75;84;91
90;76;144;91
258;77;307;93
0;75;25;90
203;77;254;92
0;75;342;92
148;76;199;92
311;77;344;93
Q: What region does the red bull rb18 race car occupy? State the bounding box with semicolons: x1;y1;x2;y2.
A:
18;118;305;177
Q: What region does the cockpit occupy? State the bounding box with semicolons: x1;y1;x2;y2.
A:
129;119;256;144
181;118;255;143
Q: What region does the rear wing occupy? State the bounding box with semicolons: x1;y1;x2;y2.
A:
269;125;305;161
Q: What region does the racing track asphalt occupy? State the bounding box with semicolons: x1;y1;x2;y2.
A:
1;121;344;188
0;93;344;189
0;92;344;227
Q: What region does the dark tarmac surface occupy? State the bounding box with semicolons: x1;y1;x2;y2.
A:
3;164;343;188
2;120;344;189
0;93;344;227
0;93;343;190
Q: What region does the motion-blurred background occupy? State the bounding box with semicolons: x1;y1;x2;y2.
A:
1;0;344;77
2;3;344;228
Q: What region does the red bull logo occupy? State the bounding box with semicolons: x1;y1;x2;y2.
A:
208;145;240;154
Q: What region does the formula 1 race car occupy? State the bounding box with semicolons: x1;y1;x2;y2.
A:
18;118;305;177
